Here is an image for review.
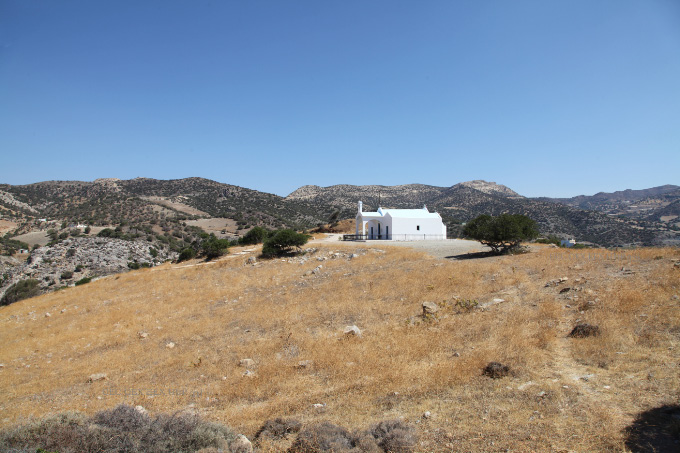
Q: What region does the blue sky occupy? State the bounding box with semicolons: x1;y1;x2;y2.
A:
1;1;678;198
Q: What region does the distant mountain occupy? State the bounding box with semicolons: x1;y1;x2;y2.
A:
287;180;678;247
537;185;680;222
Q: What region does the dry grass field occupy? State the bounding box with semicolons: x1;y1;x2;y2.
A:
1;244;679;451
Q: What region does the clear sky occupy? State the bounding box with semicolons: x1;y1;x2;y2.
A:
1;0;679;198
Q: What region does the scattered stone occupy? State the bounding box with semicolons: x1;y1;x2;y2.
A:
296;360;313;369
134;405;148;415
44;312;51;317
568;323;600;338
672;295;679;300
483;362;510;379
138;331;149;339
312;265;323;274
422;301;438;316
312;403;326;409
246;256;256;265
229;434;253;453
545;277;568;287
242;370;256;378
423;411;431;419
349;254;359;260
343;325;362;337
165;342;175;349
88;373;107;383
518;381;534;390
60;309;66;313
537;391;547;397
239;358;256;368
452;352;461;357
559;287;571;294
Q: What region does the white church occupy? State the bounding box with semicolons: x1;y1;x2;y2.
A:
354;201;447;241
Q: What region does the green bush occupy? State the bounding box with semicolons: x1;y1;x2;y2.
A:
201;235;230;260
178;247;196;262
60;271;73;280
463;214;538;255
239;226;270;245
0;279;40;306
261;229;310;258
75;277;92;286
128;261;141;270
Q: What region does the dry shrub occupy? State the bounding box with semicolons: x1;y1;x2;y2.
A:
288;420;417;453
0;405;235;453
254;417;302;440
483;362;510;379
568;323;600;338
289;422;356;452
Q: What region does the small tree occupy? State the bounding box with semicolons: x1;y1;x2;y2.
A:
261;229;310;258
463;214;538;254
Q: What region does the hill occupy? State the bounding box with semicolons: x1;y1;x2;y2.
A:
1;243;678;451
0;177;329;232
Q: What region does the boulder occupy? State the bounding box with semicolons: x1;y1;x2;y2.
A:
422;301;438;316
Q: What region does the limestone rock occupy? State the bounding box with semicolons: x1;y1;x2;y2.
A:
343;325;362;337
88;373;107;383
239;358;256;368
229;434;253;453
422;301;438;316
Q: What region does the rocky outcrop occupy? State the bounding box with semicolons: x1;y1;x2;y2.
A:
0;237;177;302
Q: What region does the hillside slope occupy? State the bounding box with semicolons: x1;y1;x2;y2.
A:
1;244;678;451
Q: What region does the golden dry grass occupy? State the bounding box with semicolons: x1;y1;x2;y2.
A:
1;245;679;451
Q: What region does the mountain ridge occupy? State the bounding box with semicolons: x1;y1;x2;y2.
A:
1;177;678;247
